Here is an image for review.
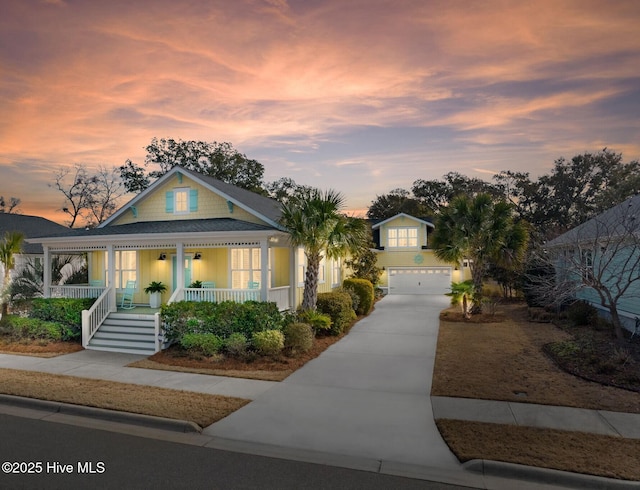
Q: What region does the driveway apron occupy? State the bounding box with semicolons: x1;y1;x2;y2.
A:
205;294;460;469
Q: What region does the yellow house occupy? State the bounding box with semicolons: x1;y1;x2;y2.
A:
30;167;345;354
372;213;469;294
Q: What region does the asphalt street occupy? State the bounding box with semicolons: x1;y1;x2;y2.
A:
0;414;473;490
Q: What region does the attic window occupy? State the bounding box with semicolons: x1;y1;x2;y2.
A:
166;188;198;214
175;188;189;213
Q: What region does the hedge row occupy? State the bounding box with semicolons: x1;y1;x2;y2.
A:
4;298;95;341
161;300;283;342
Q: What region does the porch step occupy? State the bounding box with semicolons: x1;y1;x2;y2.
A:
87;312;157;355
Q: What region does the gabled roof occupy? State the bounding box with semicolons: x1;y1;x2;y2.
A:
371;213;434;230
0;214;70;253
547;194;640;247
101;166;283;229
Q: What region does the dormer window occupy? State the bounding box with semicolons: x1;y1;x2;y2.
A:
388;227;418;248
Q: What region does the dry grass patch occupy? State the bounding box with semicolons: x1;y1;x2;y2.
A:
432;303;640;413
437;419;640;481
0;368;248;428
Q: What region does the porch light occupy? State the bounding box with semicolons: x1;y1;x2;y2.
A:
194;252;202;260
158;253;167;261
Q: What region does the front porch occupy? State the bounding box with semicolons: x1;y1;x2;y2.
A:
50;281;292;355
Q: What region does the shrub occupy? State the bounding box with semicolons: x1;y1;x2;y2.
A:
547;340;580;358
161;300;283;343
283;322;314;354
161;301;218;342
342;278;374;315
2;316;65;341
180;333;224;356
252;329;284;356
225;332;249;358
298;309;332;334
528;307;554;323
316;291;355;336
335;286;360;314
566;300;598;327
30;298;93;326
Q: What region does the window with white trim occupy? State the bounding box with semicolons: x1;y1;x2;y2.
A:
331;258;341;286
296;249;326;285
388;227;418;248
231;248;261;289
174;188;189;214
318;256;326;284
166;188;198;215
581;249;594;281
105;251;137;289
297;248;306;286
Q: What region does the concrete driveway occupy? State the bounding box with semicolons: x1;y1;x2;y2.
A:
205;294;461;472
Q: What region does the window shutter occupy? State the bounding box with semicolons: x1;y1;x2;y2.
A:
165;191;174;213
189;189;198;212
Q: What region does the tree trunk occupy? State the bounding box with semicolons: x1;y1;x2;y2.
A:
462;294;469;319
1;270;10;316
470;261;484;314
609;306;626;341
301;253;321;311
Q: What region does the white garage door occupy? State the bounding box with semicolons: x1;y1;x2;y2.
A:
388;267;452;295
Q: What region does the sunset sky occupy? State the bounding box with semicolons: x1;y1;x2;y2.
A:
1;0;639;224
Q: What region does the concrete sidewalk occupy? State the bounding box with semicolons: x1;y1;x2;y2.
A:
0;349;275;400
1;294;639;489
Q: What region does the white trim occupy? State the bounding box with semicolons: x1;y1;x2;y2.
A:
372;213;434;230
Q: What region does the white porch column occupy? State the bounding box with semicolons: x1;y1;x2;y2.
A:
176;242;184;289
107;245;116;310
43;246;51;298
289;245;297;309
260;238;269;301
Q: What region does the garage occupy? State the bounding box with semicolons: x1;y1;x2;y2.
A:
388;267;452;295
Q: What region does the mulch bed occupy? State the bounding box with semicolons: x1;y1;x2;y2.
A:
134;334;346;381
0;340;83;357
544;321;640;393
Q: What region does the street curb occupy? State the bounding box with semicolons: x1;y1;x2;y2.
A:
464;459;640;489
0;394;202;434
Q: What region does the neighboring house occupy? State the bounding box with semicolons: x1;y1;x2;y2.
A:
546;194;640;334
0;213;71;290
27;167;346;354
371;213;469;294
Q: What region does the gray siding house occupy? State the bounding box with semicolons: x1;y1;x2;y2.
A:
546;194;640;334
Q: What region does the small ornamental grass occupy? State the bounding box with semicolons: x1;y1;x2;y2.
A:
283;322;314;354
252;330;284;356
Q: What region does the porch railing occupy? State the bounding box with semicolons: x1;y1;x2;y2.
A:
268;286;290;311
81;286;114;348
49;285;105;299
182;287;261;303
178;286;290;309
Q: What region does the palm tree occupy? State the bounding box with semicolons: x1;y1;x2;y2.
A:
446;280;475;318
0;231;24;315
432;194;529;313
279;188;369;311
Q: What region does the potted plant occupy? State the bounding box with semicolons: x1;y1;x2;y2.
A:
144;281;167;308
